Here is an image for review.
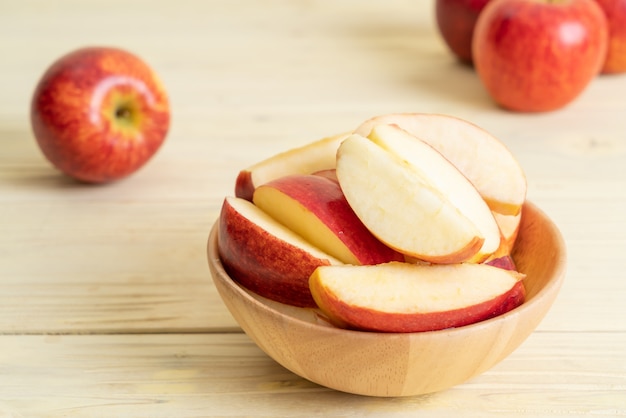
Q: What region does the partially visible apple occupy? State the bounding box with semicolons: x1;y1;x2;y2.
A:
493;210;522;256
473;0;609;112
485;254;517;271
435;0;491;63
594;0;626;73
234;132;348;201
252;174;404;265
309;261;526;332
311;168;338;183
367;124;501;262
30;46;170;183
336;134;484;264
218;196;341;308
355;113;527;216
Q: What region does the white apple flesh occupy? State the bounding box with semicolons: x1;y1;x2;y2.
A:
367;123;501;262
336;134;484;264
355;113;527;216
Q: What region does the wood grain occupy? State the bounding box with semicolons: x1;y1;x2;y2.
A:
1;0;625;414
0;332;624;417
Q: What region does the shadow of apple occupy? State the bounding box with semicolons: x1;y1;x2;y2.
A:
334;19;494;110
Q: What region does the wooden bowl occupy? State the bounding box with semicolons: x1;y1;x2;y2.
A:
207;201;566;397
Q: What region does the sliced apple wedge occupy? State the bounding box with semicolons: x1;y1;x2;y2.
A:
218;196;341;307
493;210;522;256
355;113;527;216
235;132;349;201
336;134;484;264
367;124;501;262
253;174;404;265
311;168;338;183
309;262;526;333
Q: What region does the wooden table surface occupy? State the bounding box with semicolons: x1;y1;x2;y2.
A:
1;1;625;416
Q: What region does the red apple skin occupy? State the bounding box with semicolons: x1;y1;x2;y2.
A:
312;279;525;333
30;47;170;183
218;197;330;308
254;174;405;265
234;171;255;202
594;0;626;73
435;0;492;63
473;0;609;112
485;254;517;271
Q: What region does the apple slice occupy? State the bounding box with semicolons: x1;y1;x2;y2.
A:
336;134;484;264
493;210;522;256
311;168;338;183
253;174;404;265
309;261;526;333
367;123;501;262
355;113;527;216
218;196;341;307
235;132;349;201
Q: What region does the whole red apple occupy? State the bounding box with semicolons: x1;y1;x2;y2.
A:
473;0;608;112
31;47;170;183
435;0;491;63
594;0;626;73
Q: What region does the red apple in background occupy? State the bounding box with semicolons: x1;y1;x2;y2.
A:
435;0;491;63
594;0;626;73
30;46;170;183
473;0;609;112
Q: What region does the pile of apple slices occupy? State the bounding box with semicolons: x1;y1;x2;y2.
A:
217;113;528;333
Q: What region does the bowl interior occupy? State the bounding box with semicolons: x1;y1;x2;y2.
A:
207;200;566;397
